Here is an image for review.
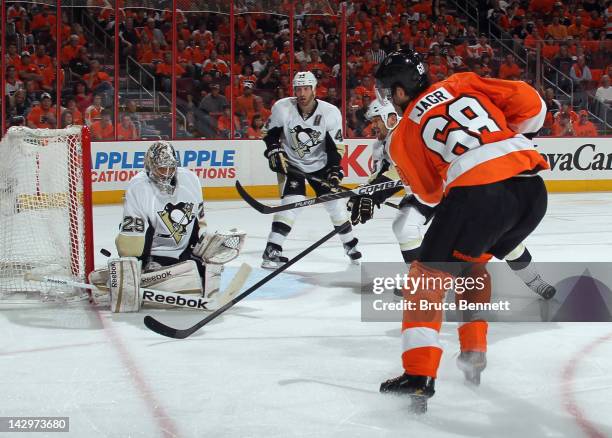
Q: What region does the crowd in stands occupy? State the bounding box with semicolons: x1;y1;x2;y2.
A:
3;0;610;140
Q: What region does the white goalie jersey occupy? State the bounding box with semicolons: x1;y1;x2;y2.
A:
264;97;344;173
118;167;204;260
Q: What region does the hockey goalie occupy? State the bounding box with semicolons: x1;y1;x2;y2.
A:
90;141;247;312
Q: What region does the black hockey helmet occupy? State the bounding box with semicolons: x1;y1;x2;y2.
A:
374;50;430;105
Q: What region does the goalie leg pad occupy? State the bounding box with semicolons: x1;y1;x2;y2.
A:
109;257;141;313
141;260;203;296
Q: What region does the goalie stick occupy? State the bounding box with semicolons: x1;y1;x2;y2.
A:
285;167;400;210
143;223;349;339
235;178;403;214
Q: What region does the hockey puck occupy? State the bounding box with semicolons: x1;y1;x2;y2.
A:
100;248;112;257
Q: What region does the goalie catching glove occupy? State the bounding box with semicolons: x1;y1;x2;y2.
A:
191;228;246;264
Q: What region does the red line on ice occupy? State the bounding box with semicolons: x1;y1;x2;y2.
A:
95;310;180;438
561;331;612;438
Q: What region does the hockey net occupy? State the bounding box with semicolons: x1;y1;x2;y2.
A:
0;126;94;303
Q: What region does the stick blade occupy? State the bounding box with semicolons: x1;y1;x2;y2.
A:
235;181;269;213
143;315;190;339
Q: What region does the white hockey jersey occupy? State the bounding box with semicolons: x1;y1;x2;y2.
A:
369;130;410;193
118;167;204;260
264;97;344;173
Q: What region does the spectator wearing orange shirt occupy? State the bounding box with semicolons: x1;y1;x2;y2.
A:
202;50;230;77
246;114;265;139
85;94;104;126
7;3;28;34
234;82;256;125
17;52;43;84
551;112;574;136
65;98;84;125
62;35;83;64
587;10;605;29
83;60;113;95
139;39;166;65
139;17;167;48
498;54;523;79
417;14;431;32
467;35;494;59
156;52;186;92
253;96;271;121
5;43;22;69
27;92;56;129
573;110;598;136
568;16;589;38
217;105;241;139
354;75;376;100
31;6;56;35
308;49;332;75
555;102;579;124
91;110;114;141
41;58;65;94
547;16;568;40
33;45;52;71
117;115;139;140
428;55;449;80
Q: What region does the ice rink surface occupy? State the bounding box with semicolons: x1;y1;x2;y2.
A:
2;192;612;438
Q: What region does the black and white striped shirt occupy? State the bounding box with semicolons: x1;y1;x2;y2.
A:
370;48;387;64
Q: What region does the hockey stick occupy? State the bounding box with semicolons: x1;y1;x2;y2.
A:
235;178;403;214
208;263;252;308
285;167;400;210
143;223;349;339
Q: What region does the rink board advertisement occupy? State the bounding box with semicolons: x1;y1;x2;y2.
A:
91;137;612;204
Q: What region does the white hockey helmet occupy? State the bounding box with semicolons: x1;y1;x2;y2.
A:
293;71;317;93
365;99;401;130
144;140;179;194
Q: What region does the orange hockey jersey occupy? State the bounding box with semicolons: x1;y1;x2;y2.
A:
389;72;549;206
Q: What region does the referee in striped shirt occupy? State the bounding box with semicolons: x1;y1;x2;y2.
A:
369;40;386;65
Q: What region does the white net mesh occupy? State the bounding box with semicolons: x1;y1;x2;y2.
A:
0;126;91;303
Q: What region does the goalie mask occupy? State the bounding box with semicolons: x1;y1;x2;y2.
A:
144;141;179;195
365;99;401;130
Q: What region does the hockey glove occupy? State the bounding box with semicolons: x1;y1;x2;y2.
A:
348;195;376;225
264;145;289;174
325;165;344;189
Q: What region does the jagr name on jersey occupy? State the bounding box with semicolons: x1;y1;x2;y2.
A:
409;87;454;123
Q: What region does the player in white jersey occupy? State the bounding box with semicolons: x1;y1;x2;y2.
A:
112;141;245;303
349;99;429;266
260;71;361;269
349;100;556;303
116;141;205;267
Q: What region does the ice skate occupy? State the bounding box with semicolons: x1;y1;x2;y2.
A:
380;373;435;413
261;243;289;270
457;351;487;386
343;237;362;265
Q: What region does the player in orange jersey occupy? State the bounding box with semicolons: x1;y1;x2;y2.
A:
373;50;549;412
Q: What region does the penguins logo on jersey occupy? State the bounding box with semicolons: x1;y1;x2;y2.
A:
157;202;195;243
288;125;321;158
